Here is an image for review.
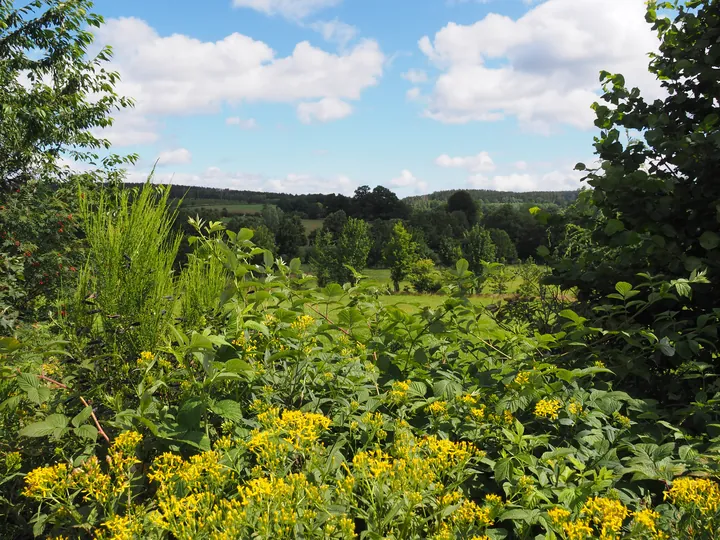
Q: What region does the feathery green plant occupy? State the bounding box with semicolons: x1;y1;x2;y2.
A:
74;180;181;356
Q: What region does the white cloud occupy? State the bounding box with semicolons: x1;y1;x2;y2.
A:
406;87;421;101
95;112;160;147
157;148;192;166
127;165;356;195
232;0;342;19
389;169;428;194
226;117;258;129
401;69;428;84
514;160;528;171
297;97;353;124
417;0;661;131
467;166;585;191
309;19;358;48
435;151;496;173
93;17;384;133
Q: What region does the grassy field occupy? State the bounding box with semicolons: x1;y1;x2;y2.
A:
181;200;267;215
304;267;522;314
301;219;324;234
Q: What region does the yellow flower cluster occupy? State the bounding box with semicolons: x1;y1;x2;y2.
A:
290;314;315;333
232;334;258;353
388;380;411;404
514;371;531;386
137;351;154;368
23;463;69;499
469;406;486;422
582;496;629;539
568;401;583;415
534;399;562;420
452;500;493;527
633;508;662;537
613;411;632;428
427;400;448;417
457;394;478;406
73;456;112;504
665;476;720;515
98;513;143;540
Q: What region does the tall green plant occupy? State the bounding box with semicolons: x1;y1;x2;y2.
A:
73;181;181;356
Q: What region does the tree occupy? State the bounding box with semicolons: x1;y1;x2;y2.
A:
0;0;136;189
462;225;495;274
384;222;418;292
554;0;720;309
337;218;372;283
489;228;518;263
275;214;306;259
447;191;478;225
311;218;371;285
322;210;347;237
482;204;546;260
261;205;283;233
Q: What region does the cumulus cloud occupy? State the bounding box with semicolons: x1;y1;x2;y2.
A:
309;19;358;48
126;165;357;195
435;151;496;173
297;97;353;124
95;112;160;147
417;0;661;131
401;69;428;84
92;17;384;137
232;0;342;19
467;166;586;192
226;117;258;129
156;148;192;166
389;169;428;194
406;87;422;101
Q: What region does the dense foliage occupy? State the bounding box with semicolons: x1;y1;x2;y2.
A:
3;1;720;539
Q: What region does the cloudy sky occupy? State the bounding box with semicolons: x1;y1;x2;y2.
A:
90;0;662;195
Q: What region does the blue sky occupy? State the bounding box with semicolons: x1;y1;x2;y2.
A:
88;0;661;195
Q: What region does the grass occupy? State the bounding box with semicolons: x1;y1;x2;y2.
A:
302;219;324;234
181;200;267;215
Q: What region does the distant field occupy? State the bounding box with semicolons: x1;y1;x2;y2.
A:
181;200;267;215
301;219;324;234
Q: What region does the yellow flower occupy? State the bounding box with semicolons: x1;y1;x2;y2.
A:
664;476;720;515
469;406;486;421
568;401;583;415
594;360;606;368
534;399;562;420
502;409;514;425
633;508;660;534
514;371;531;386
23;463;69;499
485;493;503;506
290;314;315;333
427;400;448;417
613;411;631;428
71;456;112;503
113;431;143;454
388;380;411;404
581;496;629;538
548;507;571;525
563;519;594;540
452;500;493;527
100;513;143;540
137;351;154;368
458;393;478;406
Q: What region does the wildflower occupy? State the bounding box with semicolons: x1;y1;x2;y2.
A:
452;500;493;527
664;476;720;515
581;496;629;538
469;406;486;421
633;508;660;535
514;371;531;386
439;491;463;507
502;409;514;425
388;380;411;404
485;493;503;506
23;463;69;499
568;401;583;415
137;351;154;368
113;431;143;455
563;519;594;540
458;393;478;406
612;411;632;428
594;360;606;368
290;314;315;333
5;451;21;472
534;399;562;420
548;507;571;525
427;400;448;417
72;456;112;503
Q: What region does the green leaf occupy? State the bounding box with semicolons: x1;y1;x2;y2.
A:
604;219;625;235
536;245;550;258
177;399;204;430
699;231;720;250
494;457;513;482
211;400;243;423
71;406;92;428
225;359;253;374
614;282;634;297
456;258;469;275
74;425;98;441
19;421;57;438
0;337;22;353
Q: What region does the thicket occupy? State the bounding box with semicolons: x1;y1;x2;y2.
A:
2;1;720;539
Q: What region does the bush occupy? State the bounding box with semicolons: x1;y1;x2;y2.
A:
407;259;446;293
